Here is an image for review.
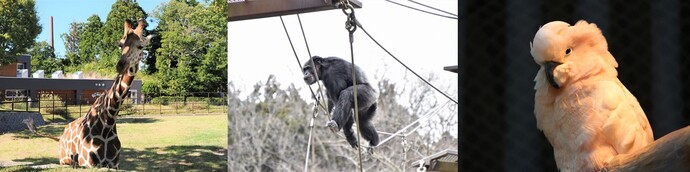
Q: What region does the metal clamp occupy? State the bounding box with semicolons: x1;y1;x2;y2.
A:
417;159;426;172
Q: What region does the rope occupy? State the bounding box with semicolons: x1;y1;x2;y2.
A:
279;16;329;172
401;134;408;171
298;14;329;117
297;14;312;57
384;0;458;20
374;99;452;147
296;15;328;171
303;105;318;172
340;1;364;171
352;19;458;105
279;16;329;113
408;0;458;17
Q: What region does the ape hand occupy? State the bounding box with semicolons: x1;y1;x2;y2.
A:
326;120;340;133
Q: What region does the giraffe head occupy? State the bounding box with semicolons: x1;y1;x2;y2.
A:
117;18;153;76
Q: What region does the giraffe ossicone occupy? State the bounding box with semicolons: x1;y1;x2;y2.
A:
25;18;152;169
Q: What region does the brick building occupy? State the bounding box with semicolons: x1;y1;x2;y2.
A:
0;54;31;77
0;55;142;104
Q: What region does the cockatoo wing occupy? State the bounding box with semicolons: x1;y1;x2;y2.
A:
598;79;654;154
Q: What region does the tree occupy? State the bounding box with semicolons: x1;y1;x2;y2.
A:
0;0;42;65
142;28;161;74
99;0;147;73
78;15;104;64
61;22;84;66
152;0;227;95
28;41;63;76
195;0;227;92
228;76;457;171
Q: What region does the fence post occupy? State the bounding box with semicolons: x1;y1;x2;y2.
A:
143;94;146;116
208;92;211;114
64;98;67;118
51;95;54;121
52;94;55;114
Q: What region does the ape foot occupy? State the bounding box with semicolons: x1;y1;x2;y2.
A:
349;140;359;149
366;147;374;155
326;120;340;133
349;144;374;155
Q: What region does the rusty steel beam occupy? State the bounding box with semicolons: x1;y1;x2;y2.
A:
228;0;362;22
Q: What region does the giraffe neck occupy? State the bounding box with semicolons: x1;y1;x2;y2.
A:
107;69;135;117
87;68;135;124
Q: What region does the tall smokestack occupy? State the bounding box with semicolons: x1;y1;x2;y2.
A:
50;16;54;48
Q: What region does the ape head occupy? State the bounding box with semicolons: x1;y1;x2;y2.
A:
302;56;324;85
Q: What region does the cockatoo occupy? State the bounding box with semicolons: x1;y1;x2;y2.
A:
531;20;654;171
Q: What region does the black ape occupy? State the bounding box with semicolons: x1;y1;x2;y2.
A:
302;56;380;150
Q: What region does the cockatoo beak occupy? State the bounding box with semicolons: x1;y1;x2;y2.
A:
545;61;562;89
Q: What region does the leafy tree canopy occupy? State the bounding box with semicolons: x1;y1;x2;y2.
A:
99;0;147;73
28;41;63;76
0;0;42;65
149;0;227;95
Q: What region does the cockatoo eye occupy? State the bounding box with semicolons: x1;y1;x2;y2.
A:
565;48;572;55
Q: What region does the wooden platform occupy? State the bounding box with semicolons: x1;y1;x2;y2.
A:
410;149;458;172
228;0;362;22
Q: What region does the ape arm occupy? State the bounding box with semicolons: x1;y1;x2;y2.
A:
328;100;334;113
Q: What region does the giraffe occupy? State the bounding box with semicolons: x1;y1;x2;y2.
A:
25;18;152;169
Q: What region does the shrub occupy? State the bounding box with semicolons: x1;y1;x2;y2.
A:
142;79;162;95
39;94;65;109
150;96;177;105
45;108;68;116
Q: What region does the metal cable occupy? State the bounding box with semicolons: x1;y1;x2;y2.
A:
303;107;317;172
279;16;327;172
279;16;329;113
353;19;458;104
297;14;329;117
408;0;458;17
374;99;451;147
340;2;364;171
384;0;458;20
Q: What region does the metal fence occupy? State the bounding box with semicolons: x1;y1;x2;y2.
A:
461;0;690;171
0;92;228;121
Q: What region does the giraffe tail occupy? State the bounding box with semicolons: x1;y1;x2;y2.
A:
22;118;60;142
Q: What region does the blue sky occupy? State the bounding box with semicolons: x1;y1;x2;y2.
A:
34;0;167;57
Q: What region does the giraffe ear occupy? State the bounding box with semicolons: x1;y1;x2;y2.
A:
134;18;146;37
124;19;132;36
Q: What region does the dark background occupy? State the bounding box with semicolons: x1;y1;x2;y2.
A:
459;0;690;171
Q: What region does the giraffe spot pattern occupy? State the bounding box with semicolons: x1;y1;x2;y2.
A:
52;18;148;169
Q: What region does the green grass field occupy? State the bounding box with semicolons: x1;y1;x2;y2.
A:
0;114;227;171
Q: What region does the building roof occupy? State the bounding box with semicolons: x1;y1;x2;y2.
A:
410;149;458;172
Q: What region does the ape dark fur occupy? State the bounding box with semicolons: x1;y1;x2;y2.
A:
302;56;380;150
